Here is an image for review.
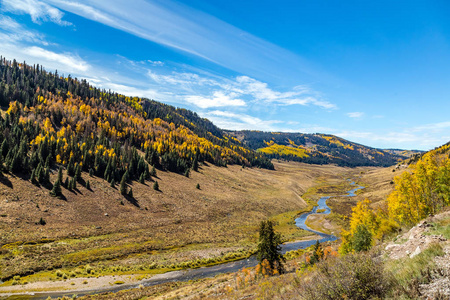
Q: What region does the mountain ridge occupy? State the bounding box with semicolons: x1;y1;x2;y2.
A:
226;130;423;167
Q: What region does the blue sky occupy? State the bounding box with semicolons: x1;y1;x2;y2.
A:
0;0;449;150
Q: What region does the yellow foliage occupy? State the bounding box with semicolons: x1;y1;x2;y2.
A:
6;101;20;115
388;151;450;225
257;143;309;158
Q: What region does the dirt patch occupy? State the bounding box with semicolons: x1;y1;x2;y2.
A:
305;214;335;235
0;274;136;296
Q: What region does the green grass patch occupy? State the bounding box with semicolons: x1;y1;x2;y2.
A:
301;178;354;204
385;243;444;298
426;218;450;239
270;209;314;242
62;242;146;264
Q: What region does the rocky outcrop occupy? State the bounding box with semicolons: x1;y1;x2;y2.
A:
384;212;450;299
385;220;446;260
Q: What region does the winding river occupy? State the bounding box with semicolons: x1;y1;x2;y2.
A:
10;181;364;300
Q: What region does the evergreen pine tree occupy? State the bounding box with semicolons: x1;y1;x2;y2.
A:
50;179;61;197
89;168;94;177
36;164;43;183
9;153;20;173
310;240;324;264
75;163;81;180
123;170;130;182
353;224;373;252
1;139;8;158
128;187;133;198
196;183;200;189
67;157;75;176
0;152;4;172
184;169;190;178
139;173;145;184
257;220;285;275
57;167;63;183
86;180;91;190
30;168;37;184
43;167;50;184
150;166;156;177
120;173;127;195
110;178;115;187
44;155;50;169
153;180;159;191
192;157;198;172
64;177;69;188
104;161;111;179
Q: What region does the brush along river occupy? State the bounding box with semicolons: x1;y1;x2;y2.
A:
6;181;364;300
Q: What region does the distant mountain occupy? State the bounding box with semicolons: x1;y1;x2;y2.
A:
225;130;423;167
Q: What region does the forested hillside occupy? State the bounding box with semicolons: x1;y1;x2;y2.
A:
227;130;422;167
341;141;450;253
0;58;273;194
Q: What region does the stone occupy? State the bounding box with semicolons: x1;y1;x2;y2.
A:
410;246;421;258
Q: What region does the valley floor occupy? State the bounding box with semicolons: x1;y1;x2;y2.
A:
0;161;398;298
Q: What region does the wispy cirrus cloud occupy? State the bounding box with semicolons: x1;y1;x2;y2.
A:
347;112;364;119
23;46;90;72
143;68;336;110
204;110;282;131
185;92;246;109
1;0;71;26
40;0;331;85
0;15;48;45
336;128;450;150
0;14;89;74
412;121;450;132
235;76;336;109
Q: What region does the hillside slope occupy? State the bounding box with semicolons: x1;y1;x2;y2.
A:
227;130;422;167
0;57;274;193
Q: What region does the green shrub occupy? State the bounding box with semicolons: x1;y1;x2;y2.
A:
299;252;393;300
353;224;373;252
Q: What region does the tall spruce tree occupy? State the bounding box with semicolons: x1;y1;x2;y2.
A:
50;178;61;197
120;173;127;195
257;220;285;275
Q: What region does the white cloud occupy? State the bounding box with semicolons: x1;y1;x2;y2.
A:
413;121;450;132
204;110;282;131
334;129;450;150
0;14;91;76
147;70;217;89
41;0;332;84
148;60;164;66
0;15;48;45
23;46;90;72
235;76;336;109
144;69;336;110
103;83;159;99
1;0;71;26
185;92;246;109
347;112;364;118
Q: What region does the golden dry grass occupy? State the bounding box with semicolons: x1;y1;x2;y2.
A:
0;161;363;287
